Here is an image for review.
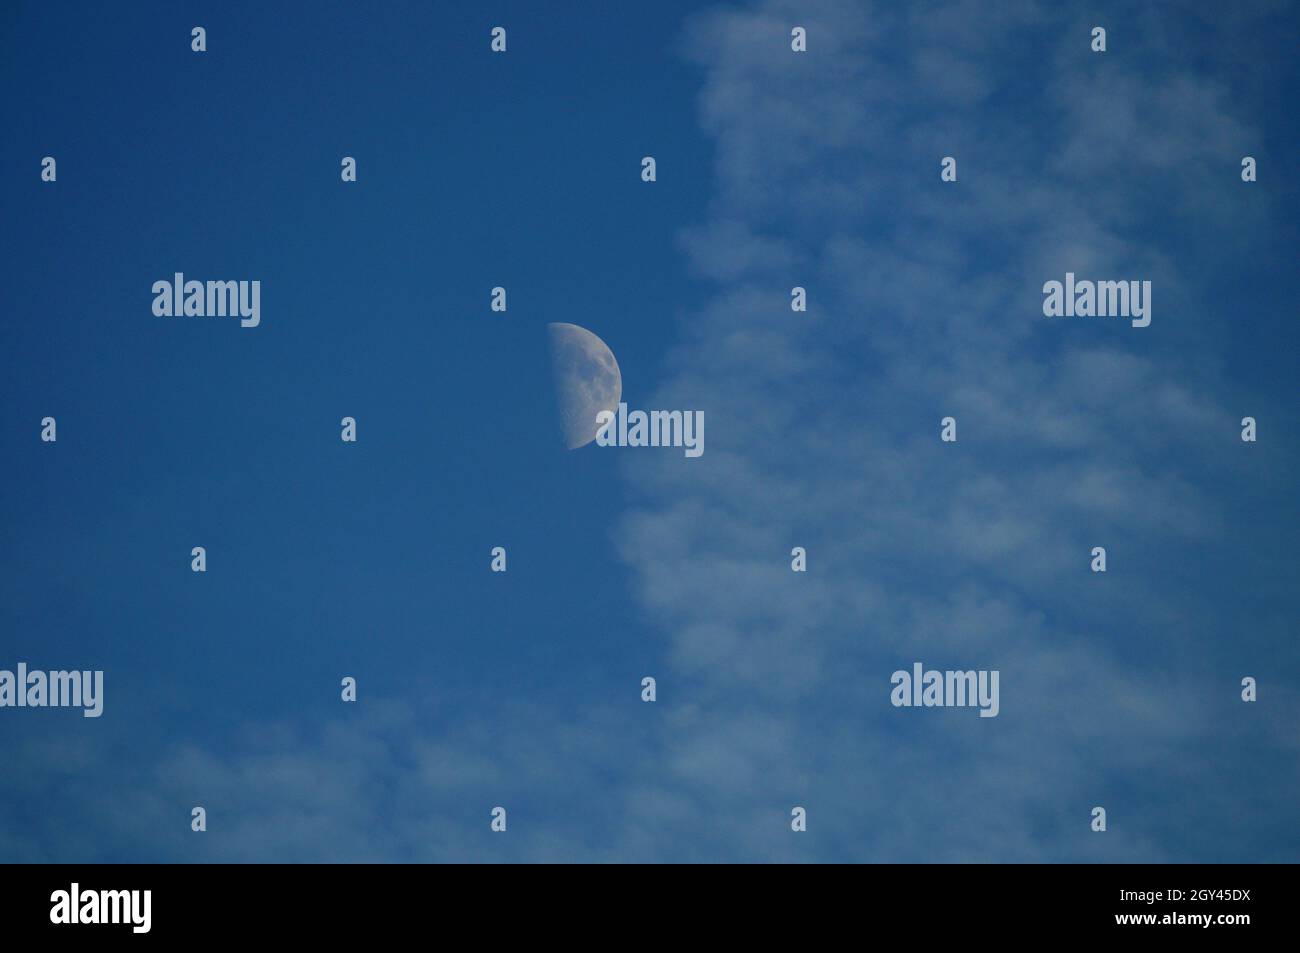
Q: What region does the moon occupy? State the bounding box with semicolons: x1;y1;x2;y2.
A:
547;323;621;449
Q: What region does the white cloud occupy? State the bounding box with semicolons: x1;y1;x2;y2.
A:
610;0;1298;861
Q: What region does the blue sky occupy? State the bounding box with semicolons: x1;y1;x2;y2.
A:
1;0;1297;862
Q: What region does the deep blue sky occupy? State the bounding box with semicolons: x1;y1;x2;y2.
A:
2;1;1297;863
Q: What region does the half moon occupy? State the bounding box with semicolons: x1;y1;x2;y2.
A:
547;323;622;449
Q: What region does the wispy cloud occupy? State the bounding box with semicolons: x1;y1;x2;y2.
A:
611;0;1300;860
